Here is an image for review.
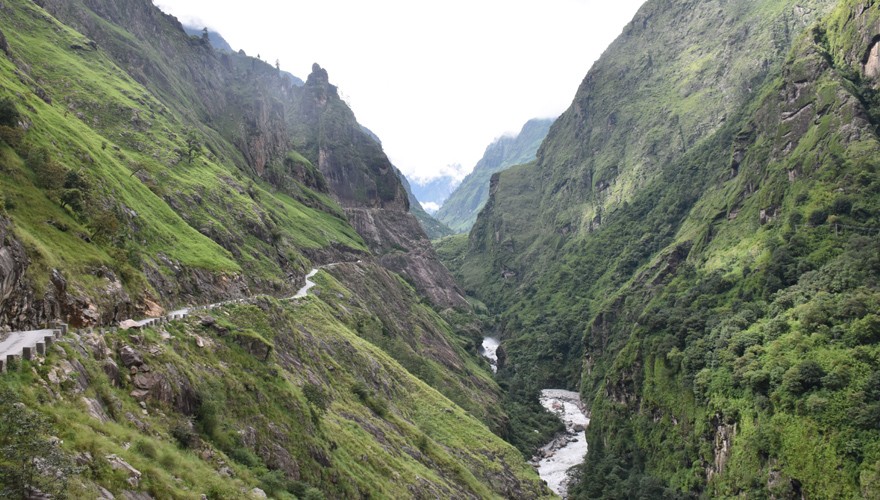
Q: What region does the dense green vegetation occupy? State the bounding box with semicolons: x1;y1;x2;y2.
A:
436;118;553;233
443;0;880;497
0;0;370;322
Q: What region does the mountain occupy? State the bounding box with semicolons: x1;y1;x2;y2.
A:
443;0;880;497
407;175;461;212
396;169;455;239
437;118;554;233
182;25;234;52
0;0;548;496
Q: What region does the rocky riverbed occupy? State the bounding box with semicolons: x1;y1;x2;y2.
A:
479;337;590;497
530;389;590;497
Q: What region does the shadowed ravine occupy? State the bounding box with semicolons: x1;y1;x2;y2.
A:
481;337;590;497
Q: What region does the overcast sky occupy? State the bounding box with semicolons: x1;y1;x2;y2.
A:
154;1;646;182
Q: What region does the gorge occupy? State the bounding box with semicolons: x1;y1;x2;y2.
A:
1;0;880;498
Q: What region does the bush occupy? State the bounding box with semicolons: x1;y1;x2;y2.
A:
808;209;828;226
0;98;19;127
171;419;198;449
0;389;78;498
133;439;158;459
782;360;825;395
351;381;388;417
831;196;853;215
0;125;23;148
302;383;329;411
27;147;66;191
845;314;880;346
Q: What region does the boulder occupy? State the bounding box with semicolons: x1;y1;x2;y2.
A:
105;454;141;488
119;346;143;368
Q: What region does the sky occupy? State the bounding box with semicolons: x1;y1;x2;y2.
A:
154;0;646;182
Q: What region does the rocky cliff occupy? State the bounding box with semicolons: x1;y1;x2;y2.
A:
0;0;466;327
290;63;467;308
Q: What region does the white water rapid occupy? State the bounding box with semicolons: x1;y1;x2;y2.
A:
480;337;500;373
479;337;590;498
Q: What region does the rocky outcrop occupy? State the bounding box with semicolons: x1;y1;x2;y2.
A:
345;208;467;309
292;65;467;309
707;413;738;481
0;216;32;330
0;217;132;329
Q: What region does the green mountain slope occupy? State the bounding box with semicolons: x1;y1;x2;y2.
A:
436;118;553;233
0;262;549;498
450;0;880;497
0;0;549;496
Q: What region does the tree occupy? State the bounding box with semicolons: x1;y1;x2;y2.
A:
60;169;89;213
177;128;202;164
0;389;77;498
201;27;209;44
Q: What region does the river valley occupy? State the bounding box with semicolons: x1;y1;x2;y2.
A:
480;337;590;497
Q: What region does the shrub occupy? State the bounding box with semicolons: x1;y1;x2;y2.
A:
27;147;66;191
133;439;158;459
845;314;880;346
808;208;828;226
0;389;78;498
0;125;23;148
302;383;329;411
831;196;853;215
171;419;198;449
782;360;825;395
0;98;19;127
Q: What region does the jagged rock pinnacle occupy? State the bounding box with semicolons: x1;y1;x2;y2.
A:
307;63;330;87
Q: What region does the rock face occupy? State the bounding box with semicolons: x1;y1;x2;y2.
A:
0;217;137;328
344;208;467;308
292;65;467;309
1;0;468;328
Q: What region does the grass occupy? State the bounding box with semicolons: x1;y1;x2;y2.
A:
0;0;368;309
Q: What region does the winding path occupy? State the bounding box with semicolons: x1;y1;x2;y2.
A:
0;264;337;372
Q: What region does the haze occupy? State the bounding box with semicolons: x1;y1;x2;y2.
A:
154;0;646;182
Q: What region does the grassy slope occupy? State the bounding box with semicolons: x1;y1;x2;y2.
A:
0;0;365;311
2;265;550;498
0;1;546;496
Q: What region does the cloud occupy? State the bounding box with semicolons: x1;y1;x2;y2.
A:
421;202;441;214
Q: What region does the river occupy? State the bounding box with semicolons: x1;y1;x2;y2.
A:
480;337;590;498
480;337;500;373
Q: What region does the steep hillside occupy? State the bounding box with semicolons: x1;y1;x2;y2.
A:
452;0;880;497
0;0;544;496
0;0;467;325
436;118;553;233
0;262;549;498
